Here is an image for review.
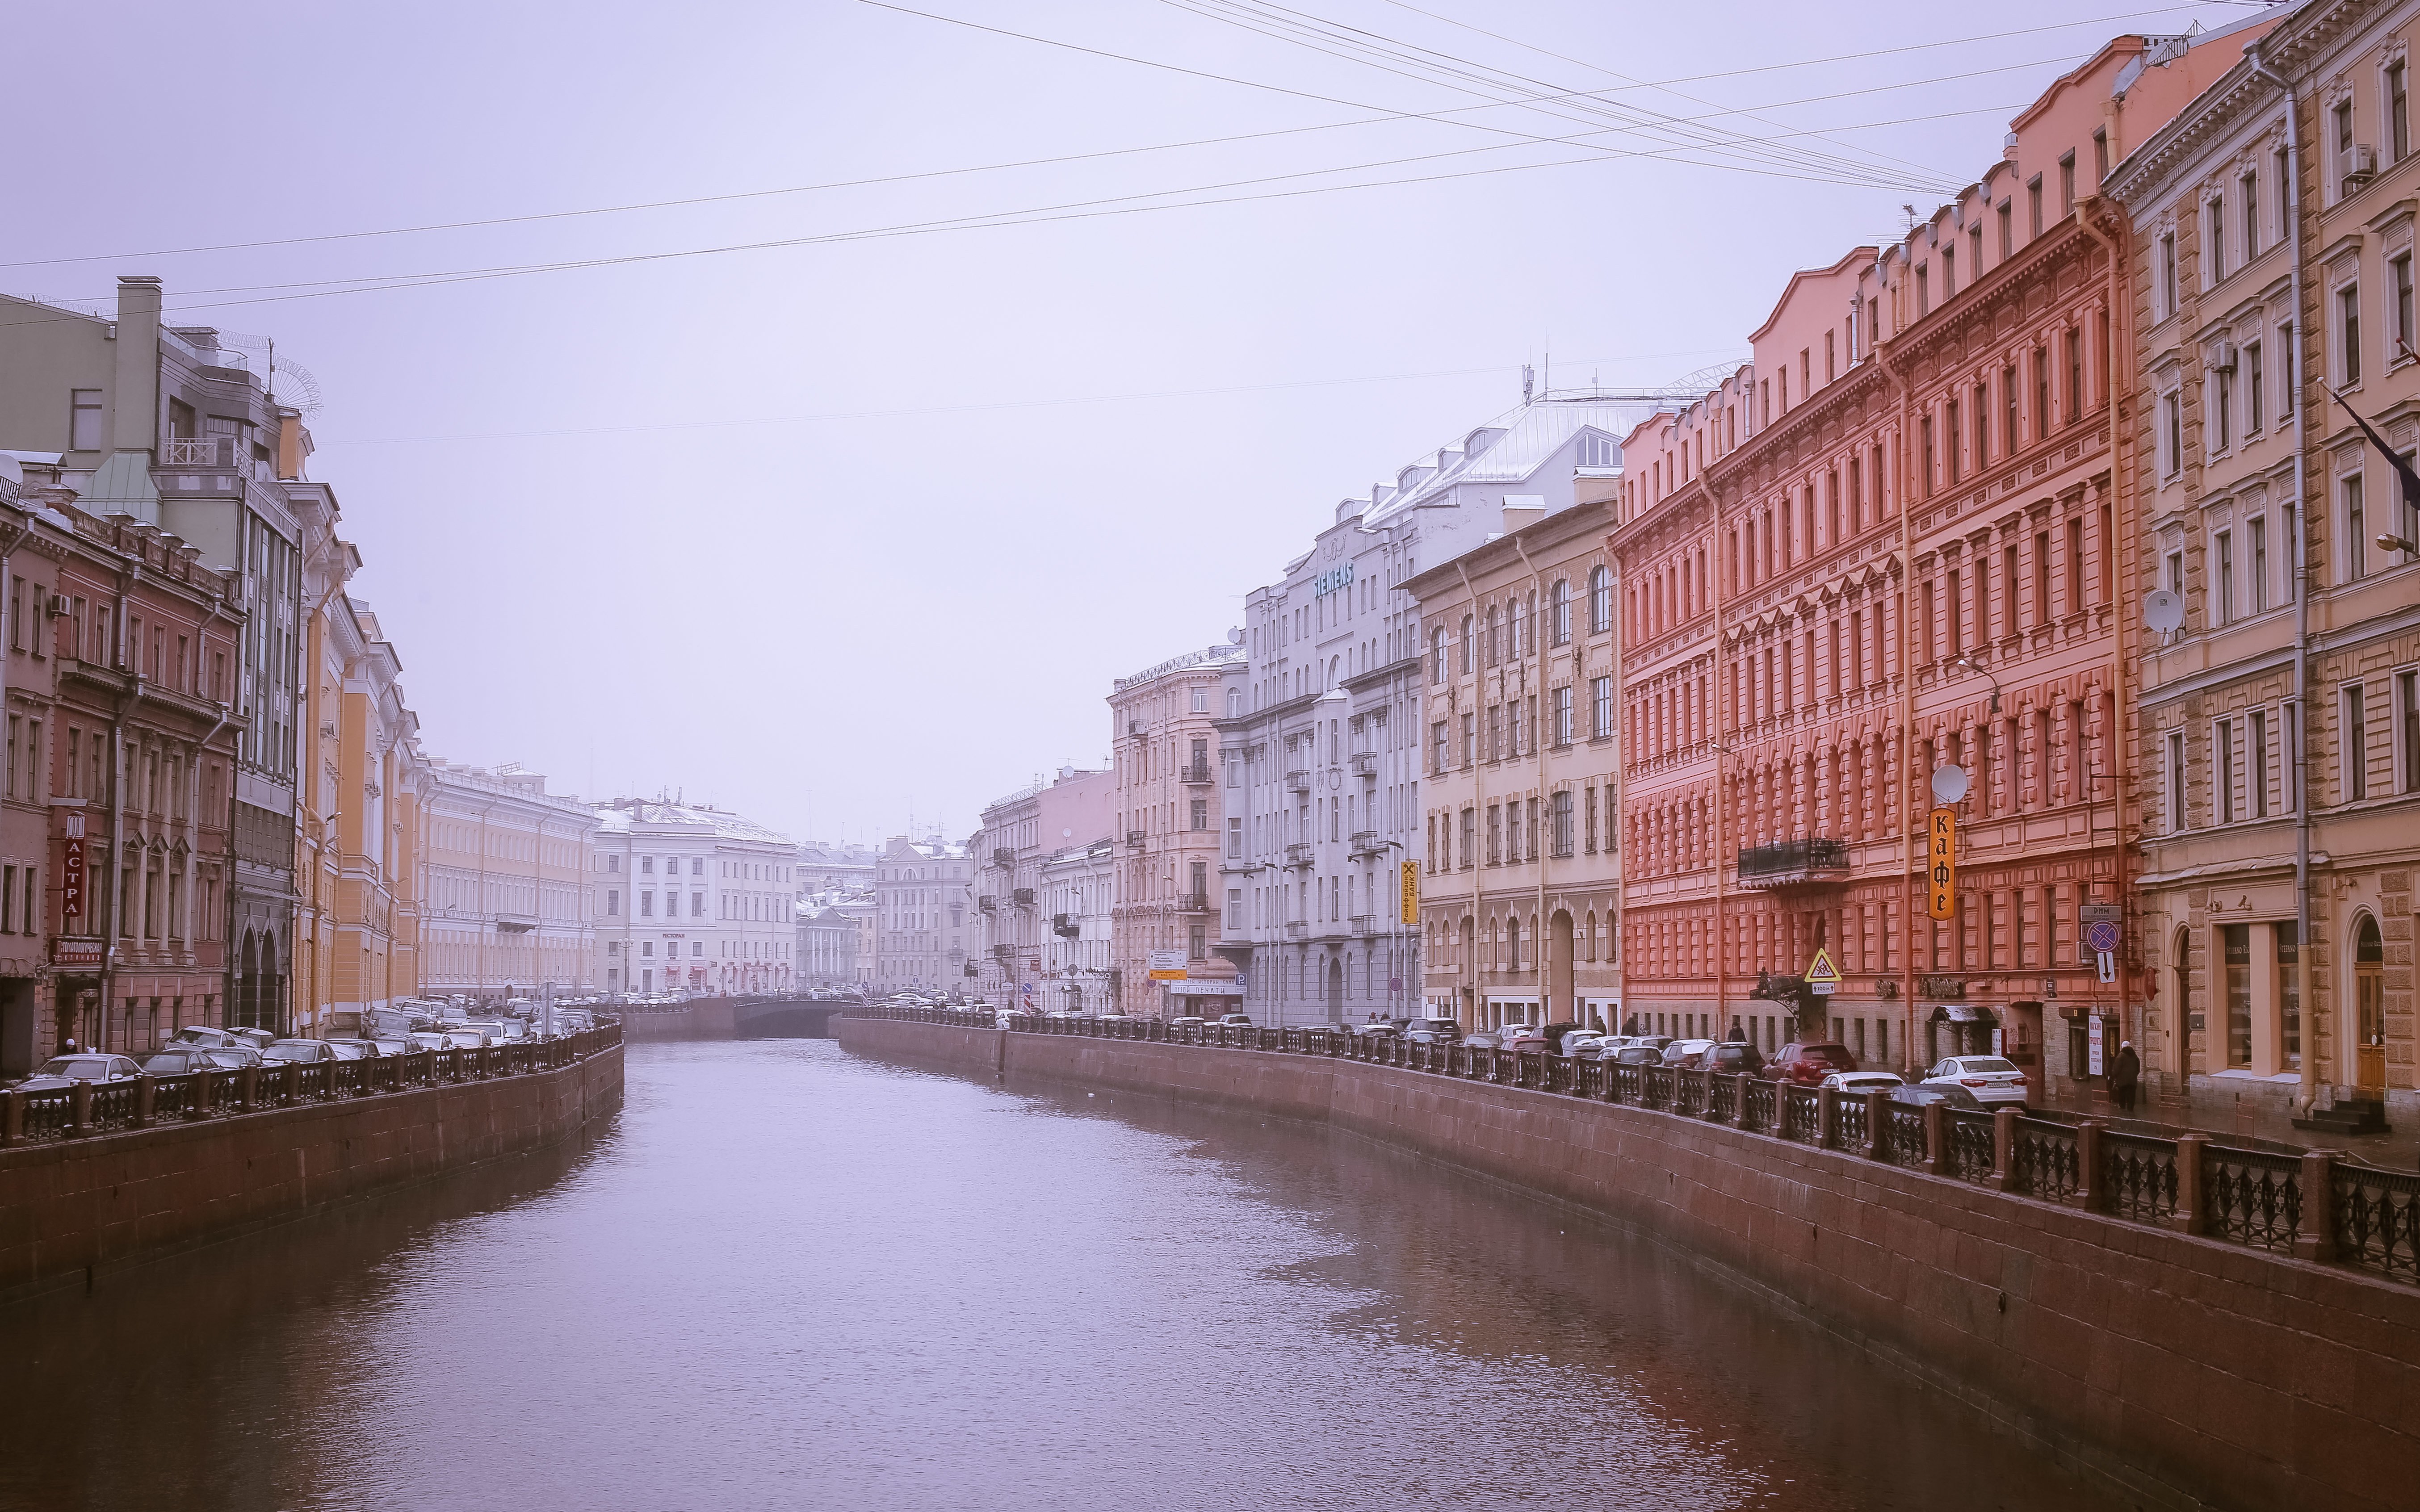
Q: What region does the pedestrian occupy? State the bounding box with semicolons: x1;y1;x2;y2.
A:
2111;1039;2141;1115
61;1038;76;1053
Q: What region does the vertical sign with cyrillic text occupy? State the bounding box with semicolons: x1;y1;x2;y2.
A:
1926;807;1957;921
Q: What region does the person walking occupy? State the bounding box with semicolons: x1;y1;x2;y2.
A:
2111;1040;2141;1115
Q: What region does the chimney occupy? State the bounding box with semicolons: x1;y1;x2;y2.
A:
1571;469;1622;507
276;407;311;482
82;277;164;524
1501;494;1547;535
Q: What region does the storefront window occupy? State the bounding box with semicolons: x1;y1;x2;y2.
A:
2222;924;2251;1068
2275;921;2300;1069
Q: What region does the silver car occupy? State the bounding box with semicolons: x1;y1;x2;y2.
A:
14;1053;141;1091
1920;1056;2030;1107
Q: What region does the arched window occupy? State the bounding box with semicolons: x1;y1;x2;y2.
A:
1549;579;1571;645
1589;565;1611;634
1459;615;1474;673
2356;913;2386;1091
1430;627;1447;682
1486;606;1501;666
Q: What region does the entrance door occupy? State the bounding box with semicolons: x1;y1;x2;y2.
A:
2355;915;2386;1096
1325;958;1344;1023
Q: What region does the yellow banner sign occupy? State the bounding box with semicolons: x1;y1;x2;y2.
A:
1926;807;1957;921
1400;862;1421;925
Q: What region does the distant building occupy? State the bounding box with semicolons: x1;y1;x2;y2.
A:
796;841;876;895
969;766;1113;1012
873;836;971;994
1040;836;1117;1013
1110;642;1247;1016
421;762;600;1000
796;892;871;991
592;798;797;997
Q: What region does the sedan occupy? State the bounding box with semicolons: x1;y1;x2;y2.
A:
168;1026;240;1050
1560;1030;1605;1057
1462;1031;1504;1051
1214;1014;1254;1028
1610;1045;1667;1067
138;1049;222;1077
262;1039;337;1065
14;1054;141;1091
1661;1038;1719;1068
367;1037;418;1057
1819;1071;1907;1097
227;1028;278;1053
1402;1028;1459;1046
1166;1016;1206;1029
1888;1082;1990;1114
1698;1042;1766;1078
320;1039;377;1061
1921;1056;2030;1108
198;1047;264;1070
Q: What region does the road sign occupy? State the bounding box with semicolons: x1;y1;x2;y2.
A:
2097;951;2117;984
2085;920;2122;955
1926;808;1957;921
1805;947;1840;996
1400;862;1420;925
1147;948;1187;981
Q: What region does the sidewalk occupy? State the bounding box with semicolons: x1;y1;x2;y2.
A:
2031;1076;2417;1170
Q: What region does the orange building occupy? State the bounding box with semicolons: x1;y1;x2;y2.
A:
1611;24;2275;1080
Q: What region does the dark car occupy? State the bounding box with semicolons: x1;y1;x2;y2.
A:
262;1039;337;1065
1887;1082;1988;1113
1699;1042;1767;1078
13;1053;141;1092
1463;1030;1504;1051
138;1049;223;1077
1761;1041;1861;1085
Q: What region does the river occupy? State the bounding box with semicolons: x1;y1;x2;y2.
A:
0;1039;2133;1511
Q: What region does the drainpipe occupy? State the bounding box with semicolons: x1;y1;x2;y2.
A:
1455;558;1484;1025
104;549;145;1051
1881;289;1919;1073
2252;48;2318;1118
1510;534;1552;1021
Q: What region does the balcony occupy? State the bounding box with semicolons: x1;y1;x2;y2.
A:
991;848;1015;870
1012;887;1035;906
1284;921;1309;940
1736;837;1851;890
1350;750;1379;777
1176;892;1212;913
1128;719;1148;737
160;436;241;467
1286;769;1312;793
1348;830;1383;858
991;944;1016;962
1126;829;1147;848
1180;761;1214;785
1284;842;1315;868
1348;913;1379;938
977;895;998;913
1053;913;1081;938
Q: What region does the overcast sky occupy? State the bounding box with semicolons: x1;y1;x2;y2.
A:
10;0;2267;847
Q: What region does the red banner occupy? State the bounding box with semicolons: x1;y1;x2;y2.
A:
60;834;84;921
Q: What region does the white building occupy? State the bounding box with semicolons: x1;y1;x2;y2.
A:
1040;837;1117;1013
1222;392;1651;1024
874;836;973;994
592;798;798;997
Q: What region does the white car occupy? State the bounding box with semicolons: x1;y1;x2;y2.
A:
1819;1070;1907;1096
1920;1056;2030;1107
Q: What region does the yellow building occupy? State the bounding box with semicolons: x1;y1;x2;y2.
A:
420;760;599;998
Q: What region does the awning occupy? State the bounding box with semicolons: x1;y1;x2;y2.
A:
1927;1004;1998;1024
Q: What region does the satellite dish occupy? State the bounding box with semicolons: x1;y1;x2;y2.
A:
1930;764;1971;805
2144;590;2184;635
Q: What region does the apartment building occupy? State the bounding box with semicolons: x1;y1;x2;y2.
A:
969;766;1113;1012
592;798;792;997
873;835;971;993
1040;835;1117;1013
421;762;599;998
1406;491;1626;1030
1110;643;1245;1015
1228;394;1640;1026
2113;0;2420;1127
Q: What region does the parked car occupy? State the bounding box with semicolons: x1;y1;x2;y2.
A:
1610;1044;1667;1066
1819;1071;1907;1096
367;1037;418;1057
1888;1082;1989;1113
1661;1038;1719;1068
198;1047;264;1071
168;1026;241;1050
227;1028;278;1053
1919;1056;2030;1107
138;1048;222;1077
1698;1042;1767;1078
1166;1016;1206;1029
1502;1028;1555;1054
262;1039;337;1065
320;1039;377;1060
1214;1013;1253;1028
1559;1029;1605;1056
1351;1020;1400;1038
1403;1027;1459;1046
1624;1035;1675;1057
1761;1041;1860;1086
1463;1030;1503;1051
461;1019;528;1043
13;1054;141;1091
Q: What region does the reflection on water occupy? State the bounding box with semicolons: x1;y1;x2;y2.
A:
0;1041;2128;1512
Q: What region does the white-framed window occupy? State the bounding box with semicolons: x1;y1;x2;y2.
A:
1592;675;1614;740
2339;281;2364;383
2208;195;2228;284
2160;390;2184;479
2250;514;2269;614
1552;686;1573;747
2215;716;2238;823
2167;729;2189;830
2215;529;2236;623
2344;472;2370;582
1589;565;1611;635
2211;354;2235;452
2344;681;2371;800
2159;232;2179;318
2396;253;2417;362
2251;707;2271;818
2246;341;2265;433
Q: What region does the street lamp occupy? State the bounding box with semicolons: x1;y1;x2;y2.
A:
1952;656;2003;715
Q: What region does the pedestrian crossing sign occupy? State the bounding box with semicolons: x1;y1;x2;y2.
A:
1805;948;1841;994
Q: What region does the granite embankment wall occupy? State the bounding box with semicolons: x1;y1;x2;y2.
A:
0;1044;623;1303
837;1014;2420;1512
621;998;740;1041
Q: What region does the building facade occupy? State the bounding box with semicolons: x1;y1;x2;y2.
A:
1230;394;1641;1026
872;835;970;994
1110;644;1246;1016
970;767;1112;1012
1409;492;1627;1031
592;798;793;997
2113;0;2420;1124
421;762;599;1000
1040;835;1117;1013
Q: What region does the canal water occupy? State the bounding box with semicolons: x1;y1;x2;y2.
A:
0;1041;2135;1512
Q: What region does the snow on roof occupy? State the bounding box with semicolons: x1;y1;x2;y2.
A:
590;798;793;846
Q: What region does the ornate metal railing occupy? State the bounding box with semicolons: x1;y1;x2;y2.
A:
2205;1147;2301;1255
0;1023;625;1149
842;1004;2420;1286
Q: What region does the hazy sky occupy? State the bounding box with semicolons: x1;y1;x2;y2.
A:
11;0;2265;846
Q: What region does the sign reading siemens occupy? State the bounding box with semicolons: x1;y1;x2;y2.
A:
1312;562;1355;598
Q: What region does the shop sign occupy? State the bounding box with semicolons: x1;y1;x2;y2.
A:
61;833;85;921
1399;862;1419;925
1925;808;1956;921
1147;949;1187;981
50;937;106;971
1312;561;1355;599
1916;976;1965;999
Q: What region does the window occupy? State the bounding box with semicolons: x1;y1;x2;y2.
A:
2345;474;2368;582
2345;682;2370;800
2059;151;2076;215
1430;627;1446;681
2247;342;2265;432
1921;415;1936;496
2396;62;2413;162
692;891;705;917
2217;718;2237;822
2223;923;2252;1067
641;891;655;917
2003;364;2019;457
2341;283;2364;382
2160;390;2182;479
2214;359;2234;451
1916;264;1929;316
2208;196;2226;283
2281;320;2297;417
1191;687;1206;713
2066;328;2085;422
1552;686;1573;746
1460;712;1475;767
1458;615;1473;673
2242;171;2261;258
2337;98;2357;190
69;390;103;451
1997;200;2012;259
1589;565;1611;634
2397;255;2416;359
1431;720;1447;774
2252;708;2271;817
2168;730;2188;830
1592;675;1613;739
1942;243;1955;298
2251;515;2269;613
2027;175;2043;238
2403;670;2420;792
1550;790;1573;858
1549;579;1570;645
2093;128;2110;182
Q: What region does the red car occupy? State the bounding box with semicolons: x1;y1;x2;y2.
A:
1760;1041;1860;1085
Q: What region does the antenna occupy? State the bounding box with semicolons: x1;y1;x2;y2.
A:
1521;363;1535;403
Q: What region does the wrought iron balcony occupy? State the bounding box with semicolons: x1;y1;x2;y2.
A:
991;847;1015;870
1348;830;1383;857
1348;913;1379;937
1012;887;1035;906
1176;891;1212;913
1286;769;1311;793
1350;750;1379;776
1284;841;1315;867
977;895;997;913
1736;837;1850;889
1052;913;1081;938
1180;761;1214;785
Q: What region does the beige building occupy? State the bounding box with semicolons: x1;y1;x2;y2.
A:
969;766;1112;1012
1109;642;1246;1015
420;761;598;999
873;836;971;994
2113;0;2420;1128
1406;496;1626;1029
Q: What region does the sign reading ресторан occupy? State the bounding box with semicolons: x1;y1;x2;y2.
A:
50;937;106;971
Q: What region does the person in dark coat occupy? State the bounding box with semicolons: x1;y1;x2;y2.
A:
2110;1040;2141;1114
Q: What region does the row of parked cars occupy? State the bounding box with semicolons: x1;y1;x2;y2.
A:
7;1005;605;1092
1325;1018;2034;1111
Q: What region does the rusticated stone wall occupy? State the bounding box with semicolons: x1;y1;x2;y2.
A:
0;1045;623;1303
837;1016;2420;1512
